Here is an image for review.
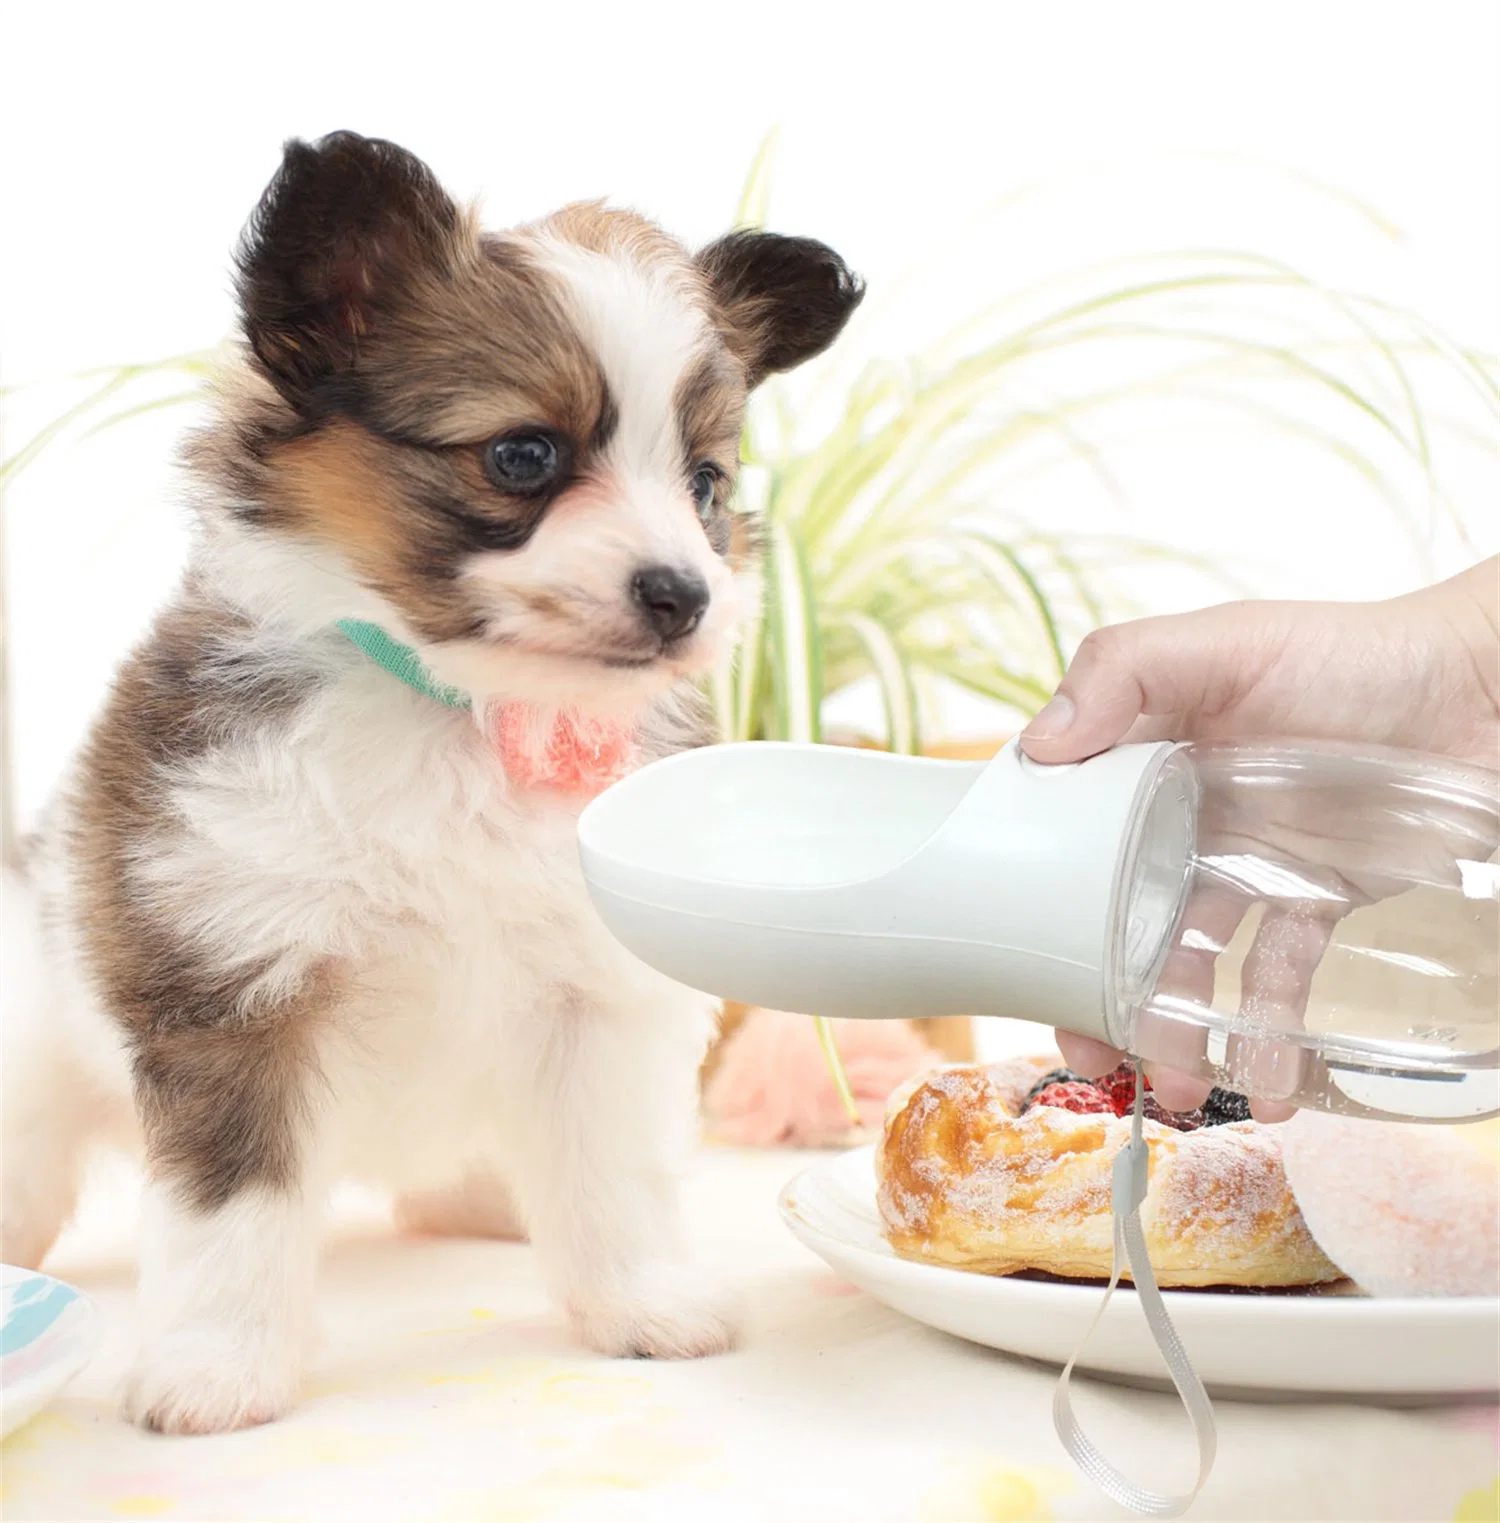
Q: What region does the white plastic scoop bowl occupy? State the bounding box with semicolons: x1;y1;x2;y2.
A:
577;738;1177;1045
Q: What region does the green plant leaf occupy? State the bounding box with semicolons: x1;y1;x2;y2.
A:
734;128;779;231
838;612;919;754
79;389;207;440
948;534;1068;678
763;516;823;743
814;1014;860;1127
0;352;215;488
0;369;137;489
733;604;767;744
912;649;1054;714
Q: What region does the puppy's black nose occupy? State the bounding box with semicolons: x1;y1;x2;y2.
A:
630;565;710;642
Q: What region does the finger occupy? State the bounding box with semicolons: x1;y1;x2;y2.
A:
1144;1064;1214;1112
1249;1097;1299;1124
1132;879;1254;1105
1019;605;1267;764
1058;1033;1212;1110
1226;909;1337;1102
1056;1031;1123;1078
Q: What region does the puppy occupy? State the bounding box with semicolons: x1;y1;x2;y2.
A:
0;132;862;1434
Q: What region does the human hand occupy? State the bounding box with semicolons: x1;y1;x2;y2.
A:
1021;559;1500;1117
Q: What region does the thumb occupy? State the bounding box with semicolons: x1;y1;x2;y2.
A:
1020;604;1264;763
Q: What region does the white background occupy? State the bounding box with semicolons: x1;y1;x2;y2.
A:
3;0;1498;829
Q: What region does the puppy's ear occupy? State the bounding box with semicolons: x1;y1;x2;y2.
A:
697;231;864;387
235;132;469;405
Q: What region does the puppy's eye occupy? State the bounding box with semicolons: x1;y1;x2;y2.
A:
484;432;559;493
690;465;719;521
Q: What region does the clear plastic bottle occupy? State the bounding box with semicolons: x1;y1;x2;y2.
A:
1108;741;1499;1121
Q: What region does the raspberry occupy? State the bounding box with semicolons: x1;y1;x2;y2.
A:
1200;1088;1252;1126
1022;1068;1086;1109
1098;1062;1151;1116
1026;1081;1113;1116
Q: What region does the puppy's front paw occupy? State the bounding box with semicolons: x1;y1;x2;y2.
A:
571;1267;739;1360
123;1323;301;1435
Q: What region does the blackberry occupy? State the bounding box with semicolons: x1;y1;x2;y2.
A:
1021;1068;1085;1111
1200;1088;1252;1126
1143;1095;1204;1131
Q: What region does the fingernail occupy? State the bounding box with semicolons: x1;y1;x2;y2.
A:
1229;1033;1305;1102
1249;1098;1299;1124
1024;693;1075;740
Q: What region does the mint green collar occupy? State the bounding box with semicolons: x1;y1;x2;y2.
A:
336;619;470;709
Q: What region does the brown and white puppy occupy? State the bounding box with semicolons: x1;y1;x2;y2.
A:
0;132;862;1433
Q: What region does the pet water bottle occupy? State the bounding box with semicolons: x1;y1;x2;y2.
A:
577;738;1500;1123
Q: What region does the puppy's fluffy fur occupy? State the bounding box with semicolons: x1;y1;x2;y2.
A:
1;133;862;1433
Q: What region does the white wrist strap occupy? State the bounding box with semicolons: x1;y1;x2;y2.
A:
1051;1063;1218;1517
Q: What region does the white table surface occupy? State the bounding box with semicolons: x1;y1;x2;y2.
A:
3;1146;1496;1523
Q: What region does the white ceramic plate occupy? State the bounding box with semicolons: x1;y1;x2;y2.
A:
1;1265;100;1437
780;1147;1500;1400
